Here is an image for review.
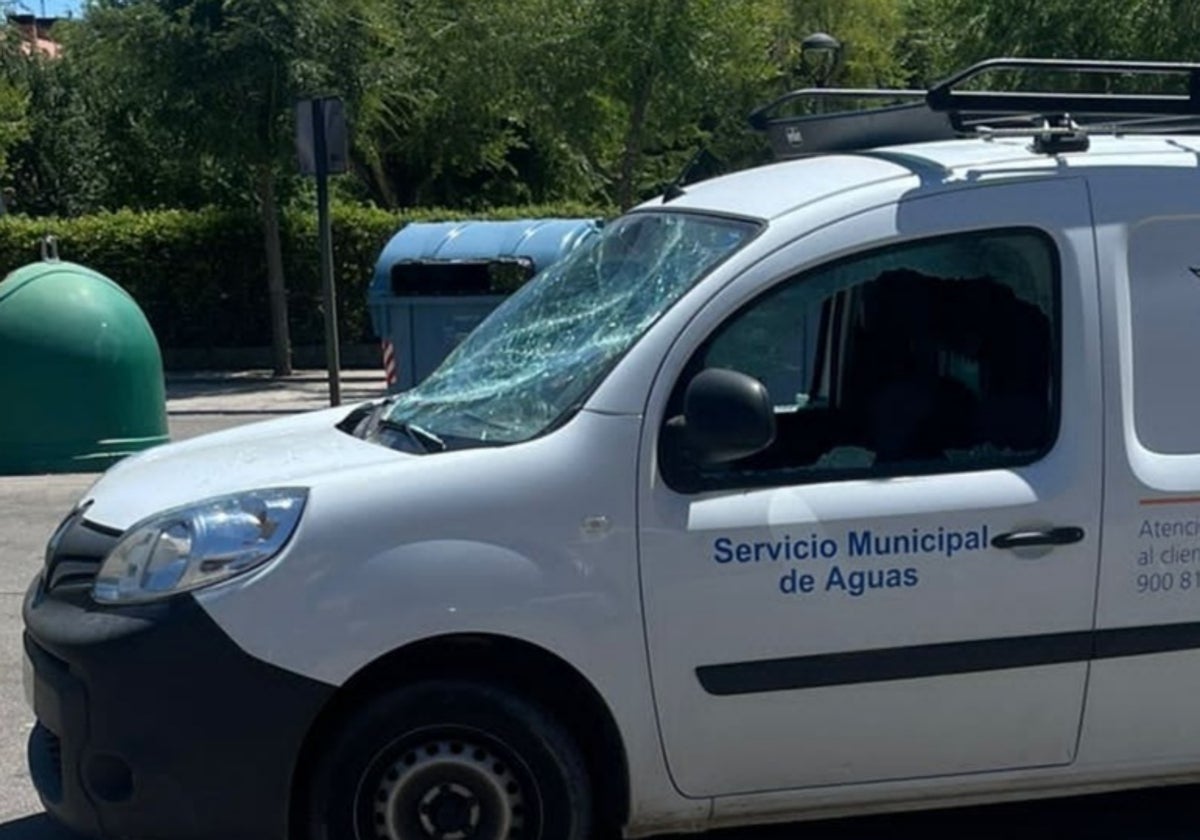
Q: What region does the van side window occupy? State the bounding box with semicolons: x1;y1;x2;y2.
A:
1127;218;1200;453
661;228;1060;491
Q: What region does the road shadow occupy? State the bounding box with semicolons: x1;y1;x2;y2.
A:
7;785;1200;840
0;815;79;840
684;784;1200;840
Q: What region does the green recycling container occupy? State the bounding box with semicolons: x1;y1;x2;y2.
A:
0;259;169;474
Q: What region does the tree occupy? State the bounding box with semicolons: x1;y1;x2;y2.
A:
326;0;779;210
69;0;380;375
3;0;923;222
348;0;588;208
917;0;1200;77
0;27;37;211
575;0;780;210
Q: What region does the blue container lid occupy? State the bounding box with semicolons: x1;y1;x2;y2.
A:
370;218;601;299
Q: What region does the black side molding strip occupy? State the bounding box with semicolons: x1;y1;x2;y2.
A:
696;621;1200;696
1093;621;1200;659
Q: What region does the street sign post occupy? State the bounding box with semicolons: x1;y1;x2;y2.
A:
296;97;348;406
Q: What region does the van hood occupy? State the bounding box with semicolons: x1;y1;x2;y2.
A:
81;404;410;531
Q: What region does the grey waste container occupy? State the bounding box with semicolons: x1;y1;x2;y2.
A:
368;218;601;392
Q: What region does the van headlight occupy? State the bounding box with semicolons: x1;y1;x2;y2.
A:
92;488;308;605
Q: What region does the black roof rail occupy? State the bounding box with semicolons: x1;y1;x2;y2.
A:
928;57;1200;115
751;56;1200;159
750;89;957;158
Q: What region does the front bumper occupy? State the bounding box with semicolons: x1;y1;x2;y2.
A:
23;573;335;840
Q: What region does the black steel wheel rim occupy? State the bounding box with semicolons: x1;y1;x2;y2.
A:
354;725;543;840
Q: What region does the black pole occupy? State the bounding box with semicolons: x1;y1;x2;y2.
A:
313;99;341;407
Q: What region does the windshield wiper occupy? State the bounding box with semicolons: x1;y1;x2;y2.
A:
377;418;447;453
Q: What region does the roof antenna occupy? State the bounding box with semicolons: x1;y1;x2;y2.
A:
663;146;718;203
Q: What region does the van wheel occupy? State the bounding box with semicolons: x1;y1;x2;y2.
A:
305;680;593;840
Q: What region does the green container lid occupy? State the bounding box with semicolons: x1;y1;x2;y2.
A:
0;259;168;474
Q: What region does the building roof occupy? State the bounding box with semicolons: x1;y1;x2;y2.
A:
7;14;63;59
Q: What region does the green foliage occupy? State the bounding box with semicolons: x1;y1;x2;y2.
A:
7;0;1200;368
60;0;398;372
11;0;1200;220
0;31;36;201
0;203;610;349
573;0;780;208
77;0;299;182
0;0;937;216
916;0;1200;85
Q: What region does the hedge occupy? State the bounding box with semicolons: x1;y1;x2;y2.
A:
0;202;612;356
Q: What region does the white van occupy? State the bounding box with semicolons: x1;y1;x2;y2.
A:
24;58;1200;840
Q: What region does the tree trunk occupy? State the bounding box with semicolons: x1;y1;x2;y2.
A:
618;80;653;211
366;155;398;208
258;168;292;377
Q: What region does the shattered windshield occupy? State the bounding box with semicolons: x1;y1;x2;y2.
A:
382;211;758;445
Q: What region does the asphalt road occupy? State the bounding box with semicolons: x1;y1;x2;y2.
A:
3;375;1200;838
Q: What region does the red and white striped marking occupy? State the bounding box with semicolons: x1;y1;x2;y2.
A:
382;340;398;389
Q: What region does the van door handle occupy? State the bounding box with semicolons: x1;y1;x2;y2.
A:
992;527;1086;550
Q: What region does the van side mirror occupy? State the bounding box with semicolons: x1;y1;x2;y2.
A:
681;368;776;465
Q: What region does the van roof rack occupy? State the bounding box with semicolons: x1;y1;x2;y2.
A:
750;57;1200;158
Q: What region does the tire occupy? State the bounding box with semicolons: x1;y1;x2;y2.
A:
305;679;594;840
